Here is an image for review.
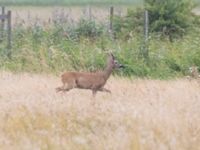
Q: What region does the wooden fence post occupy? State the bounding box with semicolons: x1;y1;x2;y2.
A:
0;6;5;41
7;10;11;58
143;10;149;59
110;6;114;32
88;5;92;20
109;6;114;39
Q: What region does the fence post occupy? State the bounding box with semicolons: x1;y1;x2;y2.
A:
0;6;5;41
109;6;114;37
143;10;149;59
7;10;11;58
88;5;92;20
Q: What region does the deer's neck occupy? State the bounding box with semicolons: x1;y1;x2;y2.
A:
102;65;113;81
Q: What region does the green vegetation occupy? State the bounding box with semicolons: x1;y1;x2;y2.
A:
113;0;196;41
1;20;200;79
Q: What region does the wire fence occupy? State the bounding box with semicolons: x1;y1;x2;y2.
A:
1;6;150;59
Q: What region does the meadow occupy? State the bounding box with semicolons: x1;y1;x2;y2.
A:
0;72;200;150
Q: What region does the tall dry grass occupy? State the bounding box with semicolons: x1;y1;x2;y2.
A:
0;71;200;150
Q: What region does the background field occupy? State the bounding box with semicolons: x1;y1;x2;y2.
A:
1;0;200;6
8;6;200;27
0;0;143;6
10;6;128;25
0;72;200;150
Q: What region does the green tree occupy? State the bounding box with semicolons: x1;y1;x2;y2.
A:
145;0;194;41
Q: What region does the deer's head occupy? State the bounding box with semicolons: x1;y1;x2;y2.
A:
189;66;199;77
189;66;198;74
107;53;124;69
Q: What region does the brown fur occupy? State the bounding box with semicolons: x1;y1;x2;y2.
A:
56;53;123;96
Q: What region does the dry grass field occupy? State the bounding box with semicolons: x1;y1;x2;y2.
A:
0;71;200;150
6;6;200;29
9;6;127;26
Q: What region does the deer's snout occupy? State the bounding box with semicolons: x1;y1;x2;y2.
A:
114;59;124;69
120;64;125;68
116;63;124;68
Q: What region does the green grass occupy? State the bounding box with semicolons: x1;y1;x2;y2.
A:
0;0;143;6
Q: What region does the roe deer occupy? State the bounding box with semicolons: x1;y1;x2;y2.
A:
56;53;124;96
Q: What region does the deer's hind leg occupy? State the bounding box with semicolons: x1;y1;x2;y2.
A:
62;79;78;92
56;84;69;92
56;79;77;93
56;84;72;93
56;86;64;92
99;87;111;94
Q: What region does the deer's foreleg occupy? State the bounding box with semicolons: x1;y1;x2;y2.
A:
92;90;97;97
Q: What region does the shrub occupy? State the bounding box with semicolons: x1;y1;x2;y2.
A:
113;7;144;39
76;18;104;39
